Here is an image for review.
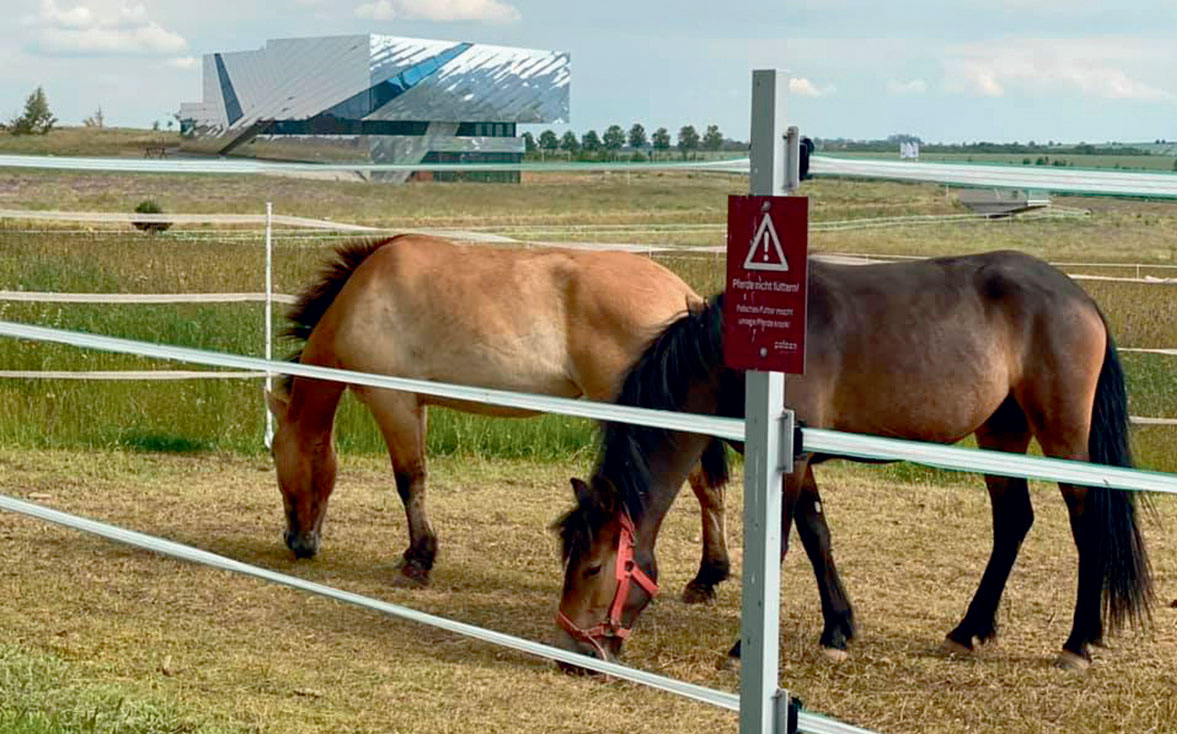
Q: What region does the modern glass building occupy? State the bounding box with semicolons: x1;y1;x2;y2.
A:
178;34;570;181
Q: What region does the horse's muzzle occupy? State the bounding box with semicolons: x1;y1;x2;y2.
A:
553;626;618;674
284;529;319;559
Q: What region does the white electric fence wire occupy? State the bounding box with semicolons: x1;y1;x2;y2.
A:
0;208;380;231
1120;348;1177;356
1067;274;1176;285
0;370;262;380
0;291;298;304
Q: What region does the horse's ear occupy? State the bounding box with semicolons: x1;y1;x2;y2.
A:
265;390;290;420
591;476;620;515
570;477;591;506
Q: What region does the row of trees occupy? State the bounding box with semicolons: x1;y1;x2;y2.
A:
524;123;730;159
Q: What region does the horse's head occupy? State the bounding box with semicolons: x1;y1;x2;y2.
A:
266;389;336;560
552;476;659;670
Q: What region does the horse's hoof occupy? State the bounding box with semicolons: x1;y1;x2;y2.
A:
681;582;716;605
393;560;432;588
821;647;848;664
941;637;973;656
1055;650;1090;672
392;572;430;588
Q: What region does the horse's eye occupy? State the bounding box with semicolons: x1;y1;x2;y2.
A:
584;564;603;578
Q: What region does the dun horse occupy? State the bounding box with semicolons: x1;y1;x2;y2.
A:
269;234;730;598
554;251;1152;670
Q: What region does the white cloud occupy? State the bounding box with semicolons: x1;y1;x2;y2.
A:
165;56;198;69
355;0;520;23
943;38;1173;101
355;0;395;20
38;0;93;27
886;78;928;95
789;77;836;97
27;0;187;57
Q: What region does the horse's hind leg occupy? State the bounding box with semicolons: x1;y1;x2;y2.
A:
945;400;1034;654
1019;335;1113;669
1034;426;1106;669
682;463;730;604
359;388;436;588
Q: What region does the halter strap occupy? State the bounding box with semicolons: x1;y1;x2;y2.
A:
556;512;659;658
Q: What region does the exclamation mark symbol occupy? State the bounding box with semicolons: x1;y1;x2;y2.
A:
762;215;770;261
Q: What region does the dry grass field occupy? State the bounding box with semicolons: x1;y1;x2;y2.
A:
0;450;1173;733
1;168;1175;732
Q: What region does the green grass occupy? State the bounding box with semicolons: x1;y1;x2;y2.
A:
0;174;1173;472
0;645;226;733
0;127;179;158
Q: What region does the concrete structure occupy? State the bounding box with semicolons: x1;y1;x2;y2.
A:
179;34;569;181
956;188;1051;216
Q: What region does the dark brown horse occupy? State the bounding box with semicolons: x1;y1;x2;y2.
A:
268;234;731;599
554;250;1153;671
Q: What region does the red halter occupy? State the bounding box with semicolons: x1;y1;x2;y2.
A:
556;512;660;659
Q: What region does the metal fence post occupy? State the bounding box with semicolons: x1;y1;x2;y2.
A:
740;68;793;734
264;201;274;449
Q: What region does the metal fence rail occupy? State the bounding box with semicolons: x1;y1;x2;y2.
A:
705;156;1177;198
1;321;1174;496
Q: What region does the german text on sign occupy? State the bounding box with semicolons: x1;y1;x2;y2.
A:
723;195;808;374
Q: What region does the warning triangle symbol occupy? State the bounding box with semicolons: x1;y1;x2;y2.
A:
743;213;789;272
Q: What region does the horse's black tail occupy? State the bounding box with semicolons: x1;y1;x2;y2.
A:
1087;326;1153;633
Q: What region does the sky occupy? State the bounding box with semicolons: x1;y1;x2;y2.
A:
2;0;1175;143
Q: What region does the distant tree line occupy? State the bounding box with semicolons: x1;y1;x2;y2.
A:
524;122;745;161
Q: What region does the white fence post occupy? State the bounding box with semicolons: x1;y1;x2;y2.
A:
740;68;794;734
264;201;274;449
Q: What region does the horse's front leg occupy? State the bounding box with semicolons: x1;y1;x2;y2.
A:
727;459;853;662
364;390;437;587
793;461;855;660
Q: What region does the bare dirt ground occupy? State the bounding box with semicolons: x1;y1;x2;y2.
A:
1;449;1173;733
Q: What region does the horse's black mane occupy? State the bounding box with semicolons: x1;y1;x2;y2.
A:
278;236;400;392
555;294;730;562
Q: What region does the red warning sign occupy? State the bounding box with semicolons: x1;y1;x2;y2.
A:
723;195;808;374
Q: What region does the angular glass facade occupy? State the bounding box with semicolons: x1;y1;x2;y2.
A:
178;34;569;182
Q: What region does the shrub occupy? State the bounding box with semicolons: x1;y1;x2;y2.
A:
131;200;172;233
